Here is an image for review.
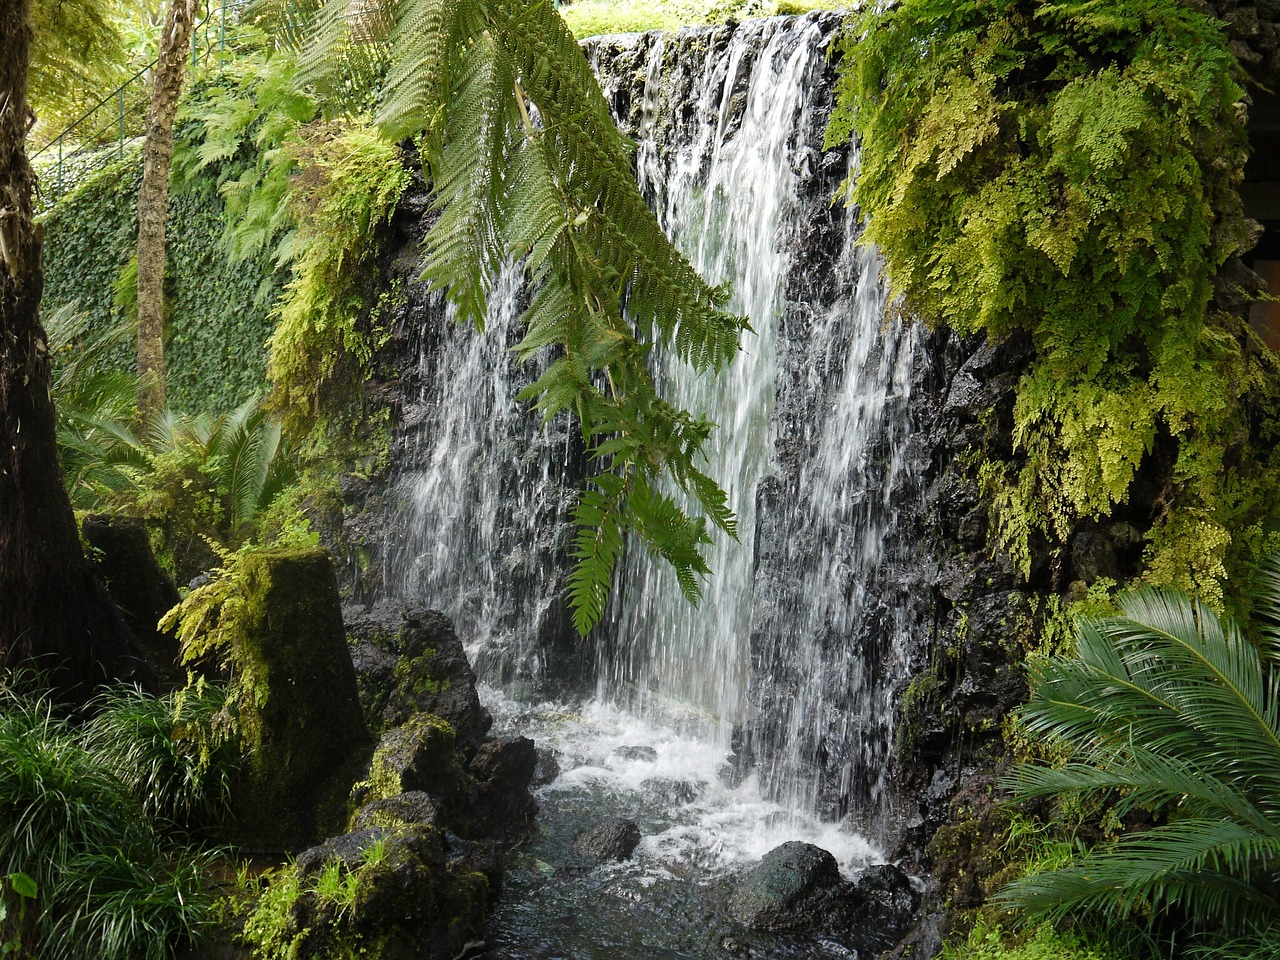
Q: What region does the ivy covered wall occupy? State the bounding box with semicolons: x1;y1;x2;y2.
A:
40;147;282;413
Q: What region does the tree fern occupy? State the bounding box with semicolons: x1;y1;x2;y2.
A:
998;560;1280;940
251;0;746;632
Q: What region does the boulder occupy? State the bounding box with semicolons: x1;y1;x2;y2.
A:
364;713;465;808
344;602;492;750
728;844;920;956
571;818;642;862
352;791;443;831
83;514;181;689
224;548;371;851
463;736;539;841
728;842;842;931
262;825;489;960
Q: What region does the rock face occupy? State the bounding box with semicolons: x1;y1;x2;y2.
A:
728;843;920;956
224;548;371;851
344;601;493;750
571;818;642;862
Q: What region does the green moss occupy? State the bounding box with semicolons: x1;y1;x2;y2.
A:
165;546;370;850
828;0;1280;602
358;713;460;809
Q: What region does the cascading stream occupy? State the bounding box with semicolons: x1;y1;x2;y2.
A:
384;13;928;888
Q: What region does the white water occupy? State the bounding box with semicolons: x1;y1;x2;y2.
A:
387;13;923;874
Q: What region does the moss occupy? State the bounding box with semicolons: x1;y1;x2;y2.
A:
220;548;372;850
357;713;462;810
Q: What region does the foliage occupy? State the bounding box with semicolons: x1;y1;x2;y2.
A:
263;120;409;433
943;921;1131;960
828;0;1280;599
253;0;748;632
29;0;130;139
0;681;216;960
997;557;1280;946
558;0;846;37
238;838;421;960
80;683;236;832
40;147;282;414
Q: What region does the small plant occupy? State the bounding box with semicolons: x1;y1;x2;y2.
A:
997;556;1280;951
0;682;215;959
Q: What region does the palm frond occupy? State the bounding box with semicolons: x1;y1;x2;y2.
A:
1003;577;1280;936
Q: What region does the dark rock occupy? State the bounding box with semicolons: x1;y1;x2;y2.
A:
614;744;658;762
847;863;920;951
532;747;561;786
464;736;538;841
353;791;443;831
368;713;465;805
571;817;642;861
641;777;701;805
296;827;388;878
224;548;371;851
728;842;841;931
728;844;921;957
283;825;489;960
82;514;181;689
344;602;492;750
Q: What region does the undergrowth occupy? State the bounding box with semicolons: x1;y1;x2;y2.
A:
0;680;229;959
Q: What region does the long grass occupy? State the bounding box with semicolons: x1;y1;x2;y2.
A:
0;682;224;959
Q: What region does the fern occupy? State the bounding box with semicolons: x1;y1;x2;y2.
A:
253;0;747;631
828;0;1278;601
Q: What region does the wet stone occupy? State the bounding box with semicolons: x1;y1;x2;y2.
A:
571;818;642;862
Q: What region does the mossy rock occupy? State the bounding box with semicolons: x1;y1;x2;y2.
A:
226;548;372;851
242;825;490;960
358;713;467;812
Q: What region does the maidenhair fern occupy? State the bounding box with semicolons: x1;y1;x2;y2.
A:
252;0;747;632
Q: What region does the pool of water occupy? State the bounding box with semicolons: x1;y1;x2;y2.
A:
480;691;882;959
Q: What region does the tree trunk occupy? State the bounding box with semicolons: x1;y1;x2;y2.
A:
1;0;139;694
136;0;197;422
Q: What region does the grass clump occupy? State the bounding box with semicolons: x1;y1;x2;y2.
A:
0;681;228;959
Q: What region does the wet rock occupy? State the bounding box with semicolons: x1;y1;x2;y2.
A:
344;602;492;750
614;744;658;762
641;777;701;805
464;736;539;841
847;863;920;952
728;842;841;931
728;844;921;956
571;817;642;862
532;747;561;786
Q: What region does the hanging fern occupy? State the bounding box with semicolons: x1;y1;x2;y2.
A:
252;0;747;632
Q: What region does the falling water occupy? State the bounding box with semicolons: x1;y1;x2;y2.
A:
384;265;579;693
594;14;924;827
384;11;927;859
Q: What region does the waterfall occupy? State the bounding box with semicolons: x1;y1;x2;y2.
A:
382;11;927;836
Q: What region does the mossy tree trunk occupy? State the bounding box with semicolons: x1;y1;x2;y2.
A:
135;0;197;421
0;0;137;693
